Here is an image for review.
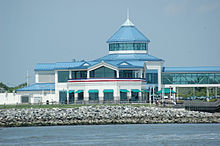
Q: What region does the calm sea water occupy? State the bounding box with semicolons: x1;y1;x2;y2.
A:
0;124;220;146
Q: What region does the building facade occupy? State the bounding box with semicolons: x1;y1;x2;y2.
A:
16;17;220;104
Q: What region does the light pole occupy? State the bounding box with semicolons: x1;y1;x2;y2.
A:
149;86;151;105
169;86;172;104
152;85;155;104
67;82;69;104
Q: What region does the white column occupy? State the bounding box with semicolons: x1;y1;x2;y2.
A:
138;92;142;102
116;70;119;78
206;87;209;97
152;86;155;104
140;69;143;78
69;71;72;79
55;71;59;100
87;71;90;78
84;90;89;102
35;72;39;83
173;87;176;103
128;90;131;101
67;84;69;104
75;93;78;103
99;90;104;103
114;88;120;102
143;69;146;78
158;67;162;90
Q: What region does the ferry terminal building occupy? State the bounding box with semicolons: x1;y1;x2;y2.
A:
17;17;220;104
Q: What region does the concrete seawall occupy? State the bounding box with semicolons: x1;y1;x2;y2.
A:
0;106;219;127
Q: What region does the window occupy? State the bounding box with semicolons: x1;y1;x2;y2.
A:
78;92;84;100
120;92;127;101
72;71;87;79
119;70;135;78
90;66;116;78
162;73;220;84
58;71;69;83
69;93;74;104
89;93;99;101
21;96;29;103
131;92;139;101
104;92;114;101
59;91;67;104
146;73;158;84
109;43;147;51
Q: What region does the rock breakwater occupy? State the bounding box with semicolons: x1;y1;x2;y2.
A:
0;106;219;127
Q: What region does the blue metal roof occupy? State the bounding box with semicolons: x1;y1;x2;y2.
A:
55;62;84;70
106;26;150;43
34;61;98;71
34;54;163;71
163;66;220;73
16;83;55;92
94;53;163;62
34;63;56;71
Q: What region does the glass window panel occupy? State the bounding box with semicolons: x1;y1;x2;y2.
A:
58;71;69;83
90;66;116;78
109;43;146;51
162;73;220;84
72;71;87;79
120;92;127;101
89;93;99;101
104;92;114;101
119;70;136;78
59;91;67;104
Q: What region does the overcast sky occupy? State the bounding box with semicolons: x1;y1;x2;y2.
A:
0;0;220;86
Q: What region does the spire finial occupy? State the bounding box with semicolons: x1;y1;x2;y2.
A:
122;8;134;26
127;8;129;19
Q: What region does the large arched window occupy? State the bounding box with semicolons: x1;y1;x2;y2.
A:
90;66;116;78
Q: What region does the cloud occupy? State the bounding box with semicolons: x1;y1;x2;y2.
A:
164;0;188;16
196;2;218;13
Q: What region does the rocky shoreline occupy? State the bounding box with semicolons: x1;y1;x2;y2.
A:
0;105;220;127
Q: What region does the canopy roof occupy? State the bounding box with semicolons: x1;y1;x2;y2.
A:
88;89;99;93
120;89;129;92
103;89;114;93
16;83;55;92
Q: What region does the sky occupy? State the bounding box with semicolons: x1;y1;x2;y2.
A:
0;0;220;86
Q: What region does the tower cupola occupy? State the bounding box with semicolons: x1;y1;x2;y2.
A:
107;15;150;54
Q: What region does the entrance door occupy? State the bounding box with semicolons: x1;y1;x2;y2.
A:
131;92;139;102
120;92;128;101
59;91;67;104
69;93;74;104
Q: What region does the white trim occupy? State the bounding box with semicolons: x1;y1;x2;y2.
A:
88;61;118;72
109;50;147;54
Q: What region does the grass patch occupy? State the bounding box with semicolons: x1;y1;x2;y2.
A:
0;103;154;109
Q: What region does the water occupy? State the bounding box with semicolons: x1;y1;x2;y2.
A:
0;124;220;146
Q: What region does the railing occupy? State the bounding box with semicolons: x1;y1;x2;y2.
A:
68;78;146;81
183;100;220;112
